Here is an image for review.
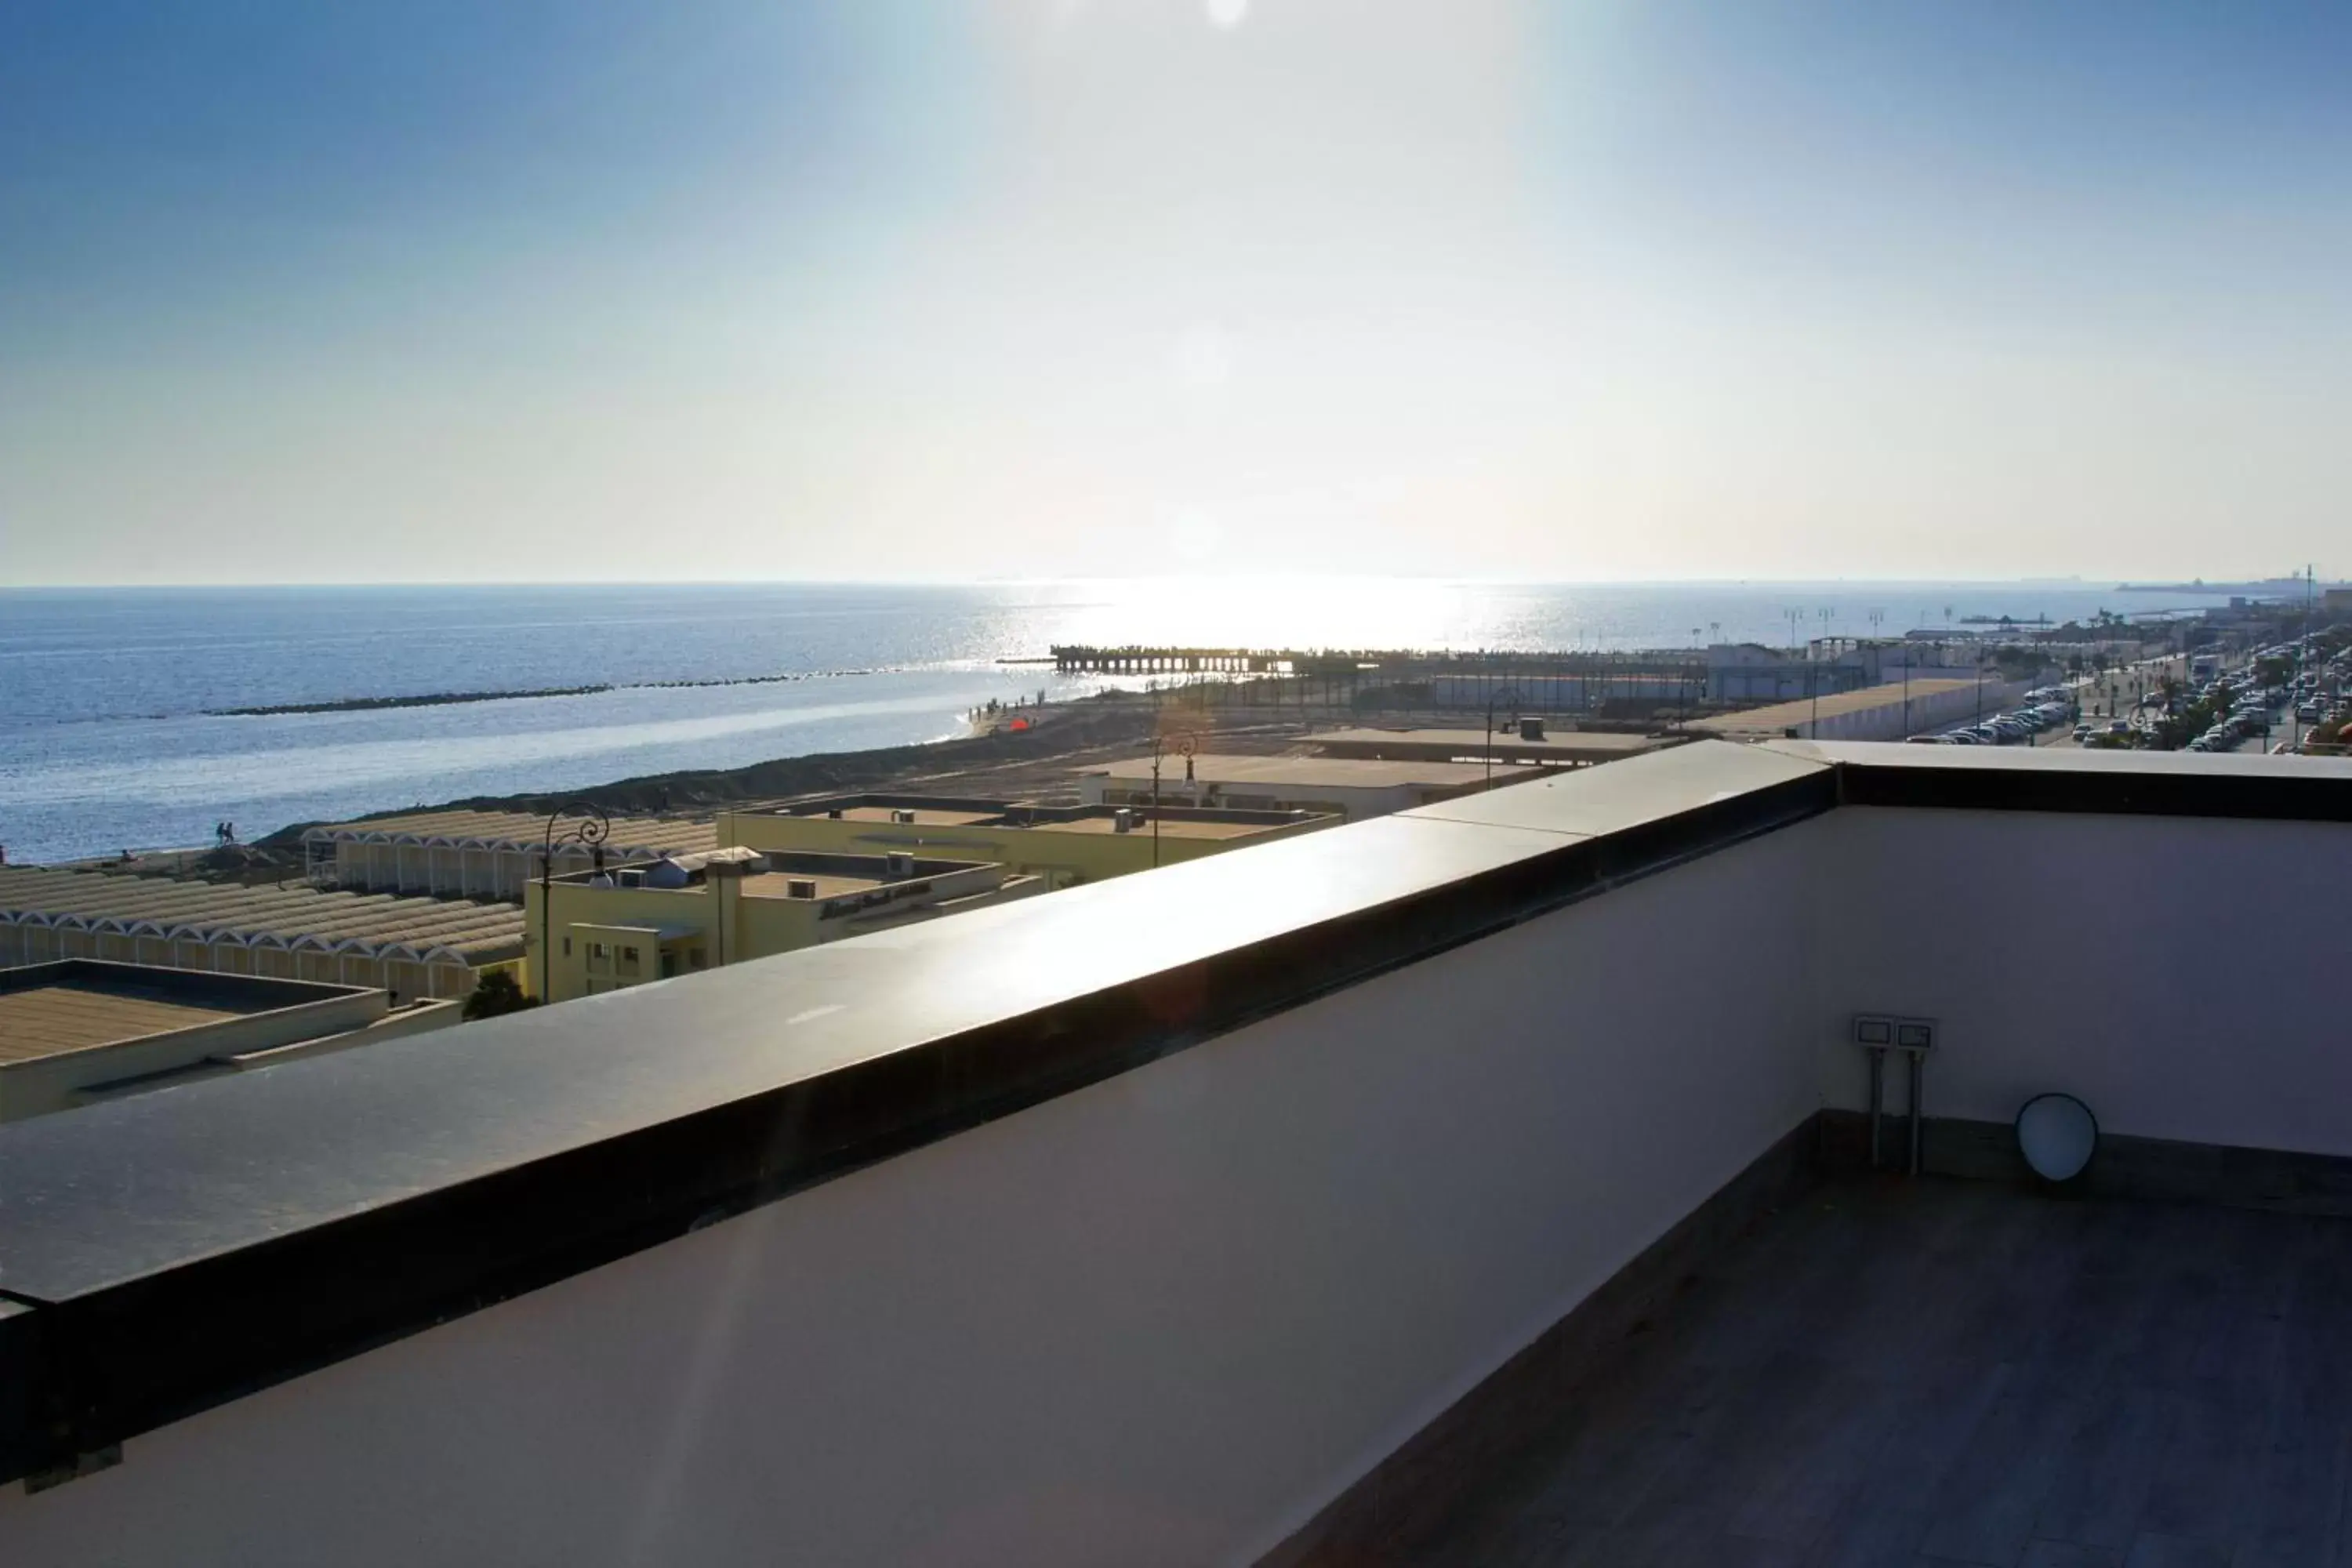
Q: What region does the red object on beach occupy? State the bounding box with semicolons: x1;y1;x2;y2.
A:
1008;717;1030;731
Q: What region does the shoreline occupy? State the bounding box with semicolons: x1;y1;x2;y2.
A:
253;697;1164;849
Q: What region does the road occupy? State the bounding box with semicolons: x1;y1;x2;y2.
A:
1907;648;2331;753
1915;650;2273;752
1982;652;2187;751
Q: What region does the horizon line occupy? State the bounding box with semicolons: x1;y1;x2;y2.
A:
8;573;2328;593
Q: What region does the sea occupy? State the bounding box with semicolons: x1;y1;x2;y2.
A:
0;579;2229;864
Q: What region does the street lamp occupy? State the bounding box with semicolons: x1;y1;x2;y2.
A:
1867;608;1895;735
1149;731;1196;868
538;800;609;1000
1484;686;1522;791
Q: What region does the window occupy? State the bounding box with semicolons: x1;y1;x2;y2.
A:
621;945;639;963
561;936;572;956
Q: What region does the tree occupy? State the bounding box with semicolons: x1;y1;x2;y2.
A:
463;969;541;1021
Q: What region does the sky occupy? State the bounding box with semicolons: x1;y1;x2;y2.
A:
3;0;2349;586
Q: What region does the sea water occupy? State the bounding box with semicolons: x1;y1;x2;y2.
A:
0;579;2220;862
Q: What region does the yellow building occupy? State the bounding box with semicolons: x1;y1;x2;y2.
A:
527;847;1041;1003
719;796;1337;889
303;808;718;900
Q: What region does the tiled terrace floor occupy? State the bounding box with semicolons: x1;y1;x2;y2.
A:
1413;1176;2352;1568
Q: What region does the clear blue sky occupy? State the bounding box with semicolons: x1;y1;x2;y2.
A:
5;1;2347;584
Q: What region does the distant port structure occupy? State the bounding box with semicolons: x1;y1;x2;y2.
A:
1040;644;1718;714
1038;637;2062;720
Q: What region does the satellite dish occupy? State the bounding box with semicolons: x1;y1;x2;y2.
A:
2016;1093;2098;1182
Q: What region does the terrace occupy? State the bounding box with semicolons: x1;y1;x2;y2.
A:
0;740;2347;1566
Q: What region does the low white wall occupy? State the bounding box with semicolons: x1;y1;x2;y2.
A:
0;989;387;1123
0;819;1829;1567
1813;806;2352;1156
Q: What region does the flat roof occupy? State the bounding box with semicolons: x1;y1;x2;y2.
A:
1026;815;1276;840
1691;678;1980;733
1315;728;1665;757
0;981;256;1065
739;872;891;900
0;867;527;963
307;808;717;855
0;962;375;1065
823;807;1003;827
1083;753;1537;789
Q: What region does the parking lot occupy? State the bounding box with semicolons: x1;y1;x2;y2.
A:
1908;637;2347;754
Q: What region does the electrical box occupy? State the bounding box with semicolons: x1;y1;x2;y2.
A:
1853;1014;1936;1051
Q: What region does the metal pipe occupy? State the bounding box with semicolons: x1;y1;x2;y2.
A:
1907;1051;1926;1177
1867;1049;1884;1170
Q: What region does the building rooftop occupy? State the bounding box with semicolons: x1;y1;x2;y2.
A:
1691;676;1979;734
738;871;889;900
1082;752;1540;788
5;739;2352;1563
745;793;1337;839
0;961;379;1065
303;808;717;855
0;981;251;1065
550;849;996;903
0;866;527;963
1312;726;1670;763
822;806;1003;826
1022;814;1272;840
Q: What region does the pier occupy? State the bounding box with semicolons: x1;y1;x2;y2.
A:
1035;645;1715;716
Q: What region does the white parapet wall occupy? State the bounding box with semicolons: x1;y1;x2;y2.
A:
1809;804;2352;1157
10;753;2350;1566
0;818;1831;1567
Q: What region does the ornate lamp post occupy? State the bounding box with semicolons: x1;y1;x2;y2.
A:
537;800;609;999
1484;685;1522;790
1150;731;1197;867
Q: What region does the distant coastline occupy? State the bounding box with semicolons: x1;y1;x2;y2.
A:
252;697;1160;843
2117;579;2342;597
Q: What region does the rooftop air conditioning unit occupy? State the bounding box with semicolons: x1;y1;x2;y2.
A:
885;852;915;878
1519;717;1546;741
1113;808;1134;833
826;808;844;820
891;808;917;825
786;878;818;900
